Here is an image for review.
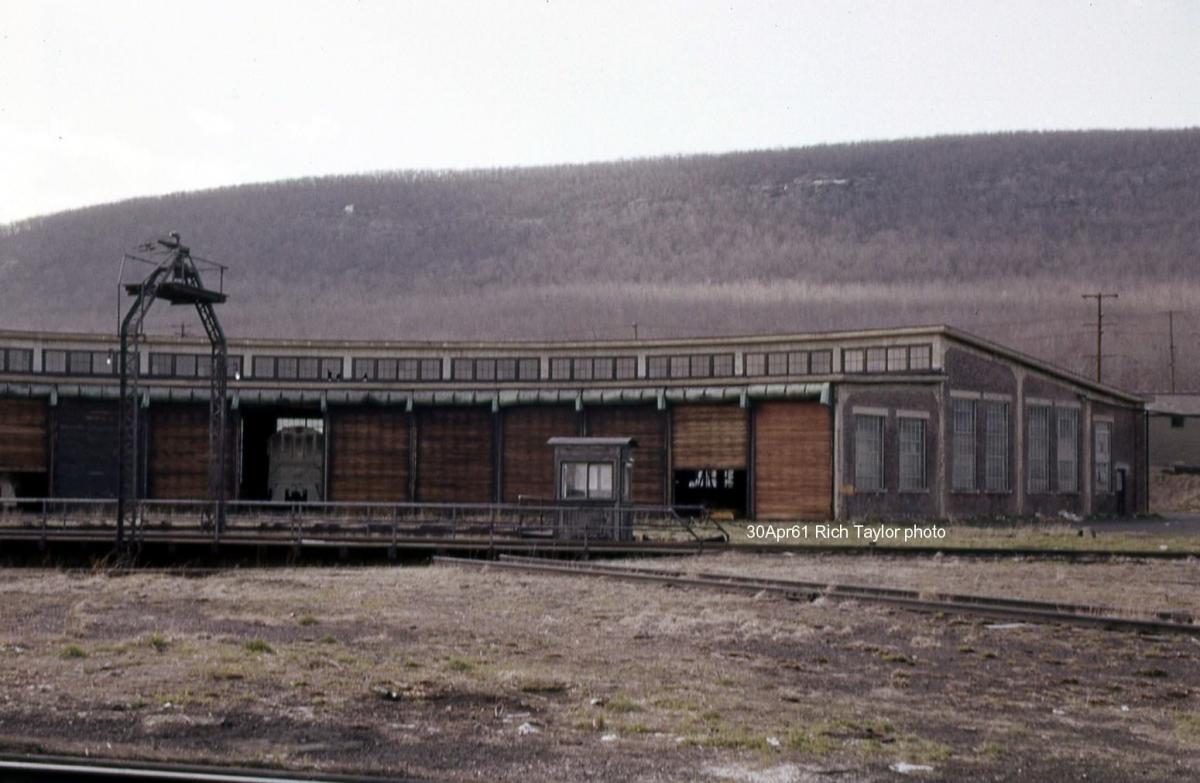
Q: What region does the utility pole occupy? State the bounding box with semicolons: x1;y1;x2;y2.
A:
1167;310;1177;393
1082;292;1118;383
631;322;639;340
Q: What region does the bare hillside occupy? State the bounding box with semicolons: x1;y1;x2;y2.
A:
2;129;1198;390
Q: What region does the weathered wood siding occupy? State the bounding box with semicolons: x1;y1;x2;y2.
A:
328;408;410;501
585;406;666;504
502;406;578;503
416;408;494;503
753;401;831;519
0;399;47;473
671;404;748;469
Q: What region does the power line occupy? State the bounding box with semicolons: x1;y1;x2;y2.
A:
1168;310;1178;394
1082;292;1118;383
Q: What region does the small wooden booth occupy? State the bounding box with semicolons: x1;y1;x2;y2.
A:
547;436;637;540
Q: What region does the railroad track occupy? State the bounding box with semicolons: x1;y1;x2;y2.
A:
434;554;1200;637
3;526;1197;561
0;754;410;782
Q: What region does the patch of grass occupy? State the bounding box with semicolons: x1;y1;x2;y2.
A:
982;741;1006;757
211;668;246;681
243;639;274;655
318;634;336;645
785;728;835;755
877;650;914;665
403;658;420;668
1176;711;1200;745
1137;668;1169;679
958;645;975;654
573;716;607;732
694;728;770;751
60;644;88;659
297;615;318;627
148;634;169;653
605;695;642;714
445;656;476;673
521;679;569;694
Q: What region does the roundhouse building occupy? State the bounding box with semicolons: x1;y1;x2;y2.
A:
0;325;1146;520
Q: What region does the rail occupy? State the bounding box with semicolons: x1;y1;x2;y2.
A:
0;754;409;782
434;555;1200;637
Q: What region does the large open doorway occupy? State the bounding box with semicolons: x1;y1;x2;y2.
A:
673;469;747;517
239;406;325;501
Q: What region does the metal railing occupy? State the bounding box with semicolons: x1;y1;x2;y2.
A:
0;497;728;547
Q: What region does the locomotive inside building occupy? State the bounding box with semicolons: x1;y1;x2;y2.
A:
238;406;325;501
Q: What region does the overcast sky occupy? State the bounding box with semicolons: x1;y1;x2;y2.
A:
1;0;1197;224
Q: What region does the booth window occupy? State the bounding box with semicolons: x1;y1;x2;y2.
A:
560;461;614;500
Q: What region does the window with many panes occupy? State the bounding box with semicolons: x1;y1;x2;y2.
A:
573;358;593;381
43;350;67;374
517;358;539;380
614;357;637;380
175;354;198;377
1027;405;1051;493
951;398;976;491
669;355;690;378
898;417;926;491
766;352;788;376
496;359;517;381
743;353;766;376
150;353;174;376
420;358;442;380
1094;421;1112;492
984;401;1010;492
866;348;887;372
376;358;398;380
909;345;932;371
788;351;809;374
886;347;909;372
713;354;734;377
68;351;93;375
855;414;885;492
842;349;864;373
593;357;614;380
453;358;473;380
297;357;319;379
810;350;832;374
1;348;33;373
689;355;711;378
646;356;670;379
398;359;420;381
476;359;496;381
1056;408;1079;492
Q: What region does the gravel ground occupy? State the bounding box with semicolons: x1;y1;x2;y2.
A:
0;561;1197;782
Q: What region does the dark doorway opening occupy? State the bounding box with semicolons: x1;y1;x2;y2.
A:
673;469;746;517
239;406;324;501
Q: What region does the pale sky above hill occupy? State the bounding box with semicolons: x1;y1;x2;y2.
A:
1;0;1197;224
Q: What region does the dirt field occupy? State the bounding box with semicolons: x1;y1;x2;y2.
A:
0;557;1198;782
